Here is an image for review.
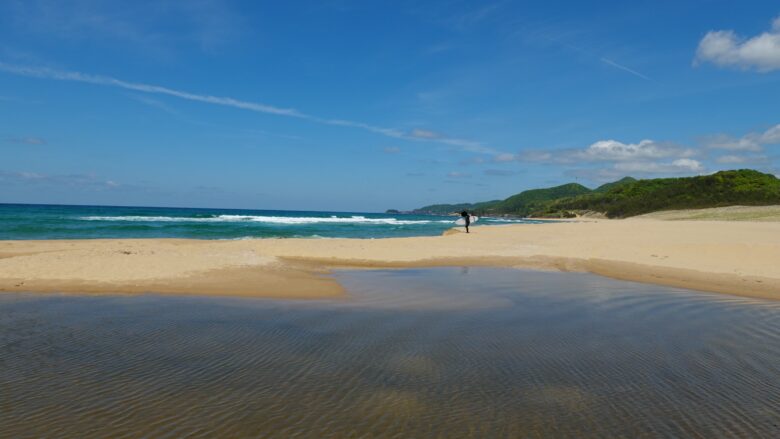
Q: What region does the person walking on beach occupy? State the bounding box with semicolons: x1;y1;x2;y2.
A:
461;210;471;233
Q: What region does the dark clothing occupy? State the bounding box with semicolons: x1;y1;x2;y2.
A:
460;211;470;233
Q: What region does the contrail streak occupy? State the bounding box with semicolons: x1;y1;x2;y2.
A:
0;61;496;153
600;57;652;81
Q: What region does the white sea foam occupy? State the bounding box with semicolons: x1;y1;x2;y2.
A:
79;215;450;225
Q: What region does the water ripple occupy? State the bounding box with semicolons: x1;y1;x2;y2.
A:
2;268;780;437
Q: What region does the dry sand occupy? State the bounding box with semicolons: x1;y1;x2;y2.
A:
634;205;780;222
1;218;779;300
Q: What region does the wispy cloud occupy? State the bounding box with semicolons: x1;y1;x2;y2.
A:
613;158;704;174
129;94;180;116
6;136;46;145
493;153;517;162
701;123;780;152
4;0;244;52
695;16;780;72
716;154;768;165
446;171;471;179
410;128;439;139
383;146;401;154
0;170;123;190
0;62;494;154
0;92;40;105
539;35;652;81
0;63;303;115
413;1;504;32
483;169;518;176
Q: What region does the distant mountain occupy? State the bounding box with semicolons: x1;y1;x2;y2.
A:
411;200;501;216
405;170;780;219
540;169;780;218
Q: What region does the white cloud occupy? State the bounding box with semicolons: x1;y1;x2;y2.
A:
383;146;401;154
576;139;694;162
514;125;777;181
695;16;780;72
517;136;710;179
614;158;704;174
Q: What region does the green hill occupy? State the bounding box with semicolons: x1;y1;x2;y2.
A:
540;170;780;218
593;176;636;193
488;183;592;216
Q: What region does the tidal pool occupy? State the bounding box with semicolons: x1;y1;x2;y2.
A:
1;268;779;438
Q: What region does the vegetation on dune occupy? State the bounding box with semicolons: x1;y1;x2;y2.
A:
542;170;780;218
408;169;780;219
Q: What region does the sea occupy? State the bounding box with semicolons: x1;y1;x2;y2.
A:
0;203;540;240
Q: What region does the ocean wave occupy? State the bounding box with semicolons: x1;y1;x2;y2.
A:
78;215;452;225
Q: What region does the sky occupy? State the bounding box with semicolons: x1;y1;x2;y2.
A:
1;0;779;212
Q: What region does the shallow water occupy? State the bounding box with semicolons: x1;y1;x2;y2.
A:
1;268;779;438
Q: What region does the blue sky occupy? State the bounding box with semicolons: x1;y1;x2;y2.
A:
1;0;779;212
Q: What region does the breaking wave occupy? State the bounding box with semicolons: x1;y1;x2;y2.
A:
79;215;451;225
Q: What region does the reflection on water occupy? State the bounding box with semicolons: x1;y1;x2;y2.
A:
1;268;779;438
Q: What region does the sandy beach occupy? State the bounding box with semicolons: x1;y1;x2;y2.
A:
1;215;779;300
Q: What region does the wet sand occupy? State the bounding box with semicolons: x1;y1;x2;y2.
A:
1;218;779;299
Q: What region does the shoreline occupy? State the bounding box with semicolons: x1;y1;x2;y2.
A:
1;219;779;300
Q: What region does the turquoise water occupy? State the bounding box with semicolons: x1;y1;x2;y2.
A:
0;203;539;240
